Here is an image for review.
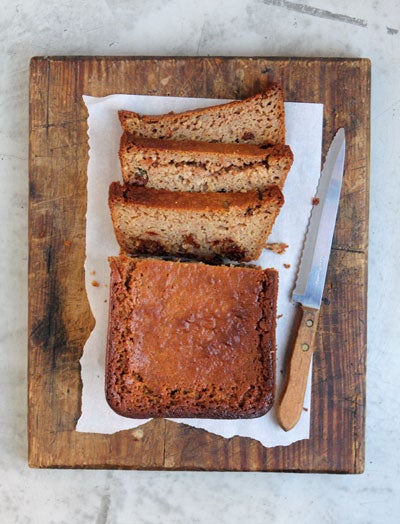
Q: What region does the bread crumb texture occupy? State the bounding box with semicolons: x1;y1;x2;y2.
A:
118;84;285;146
109;183;284;262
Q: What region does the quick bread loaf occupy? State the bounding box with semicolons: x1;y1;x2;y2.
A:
105;255;278;419
108;182;284;261
104;85;290;419
118;83;285;146
119;134;293;192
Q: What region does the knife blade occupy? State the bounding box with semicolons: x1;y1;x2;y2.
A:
277;128;346;431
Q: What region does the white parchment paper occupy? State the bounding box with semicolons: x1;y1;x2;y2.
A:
76;93;323;448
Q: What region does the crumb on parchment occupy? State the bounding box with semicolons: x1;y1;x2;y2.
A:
265;242;289;254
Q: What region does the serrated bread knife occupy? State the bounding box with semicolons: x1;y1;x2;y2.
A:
277;129;346;431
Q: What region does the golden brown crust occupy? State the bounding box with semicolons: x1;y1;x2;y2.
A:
105;255;277;419
109;181;282;211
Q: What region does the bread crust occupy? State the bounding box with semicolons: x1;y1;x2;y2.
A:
105;256;278;419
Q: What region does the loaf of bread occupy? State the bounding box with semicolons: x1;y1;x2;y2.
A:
119;134;293;192
108;182;284;262
118;84;285;146
105;255;278;419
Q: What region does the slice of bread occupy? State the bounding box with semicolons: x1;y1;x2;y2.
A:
108;182;284;262
105;255;278;419
119;134;293;192
118;83;285;146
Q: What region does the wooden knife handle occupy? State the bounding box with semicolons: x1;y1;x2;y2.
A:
277;305;320;431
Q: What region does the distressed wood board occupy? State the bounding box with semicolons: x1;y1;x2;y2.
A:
28;56;370;472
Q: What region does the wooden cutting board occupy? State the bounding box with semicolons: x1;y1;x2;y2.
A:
28;56;370;472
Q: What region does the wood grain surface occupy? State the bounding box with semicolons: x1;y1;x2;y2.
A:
28;56;370;472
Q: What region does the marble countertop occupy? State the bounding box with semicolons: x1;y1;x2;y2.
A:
1;0;399;522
